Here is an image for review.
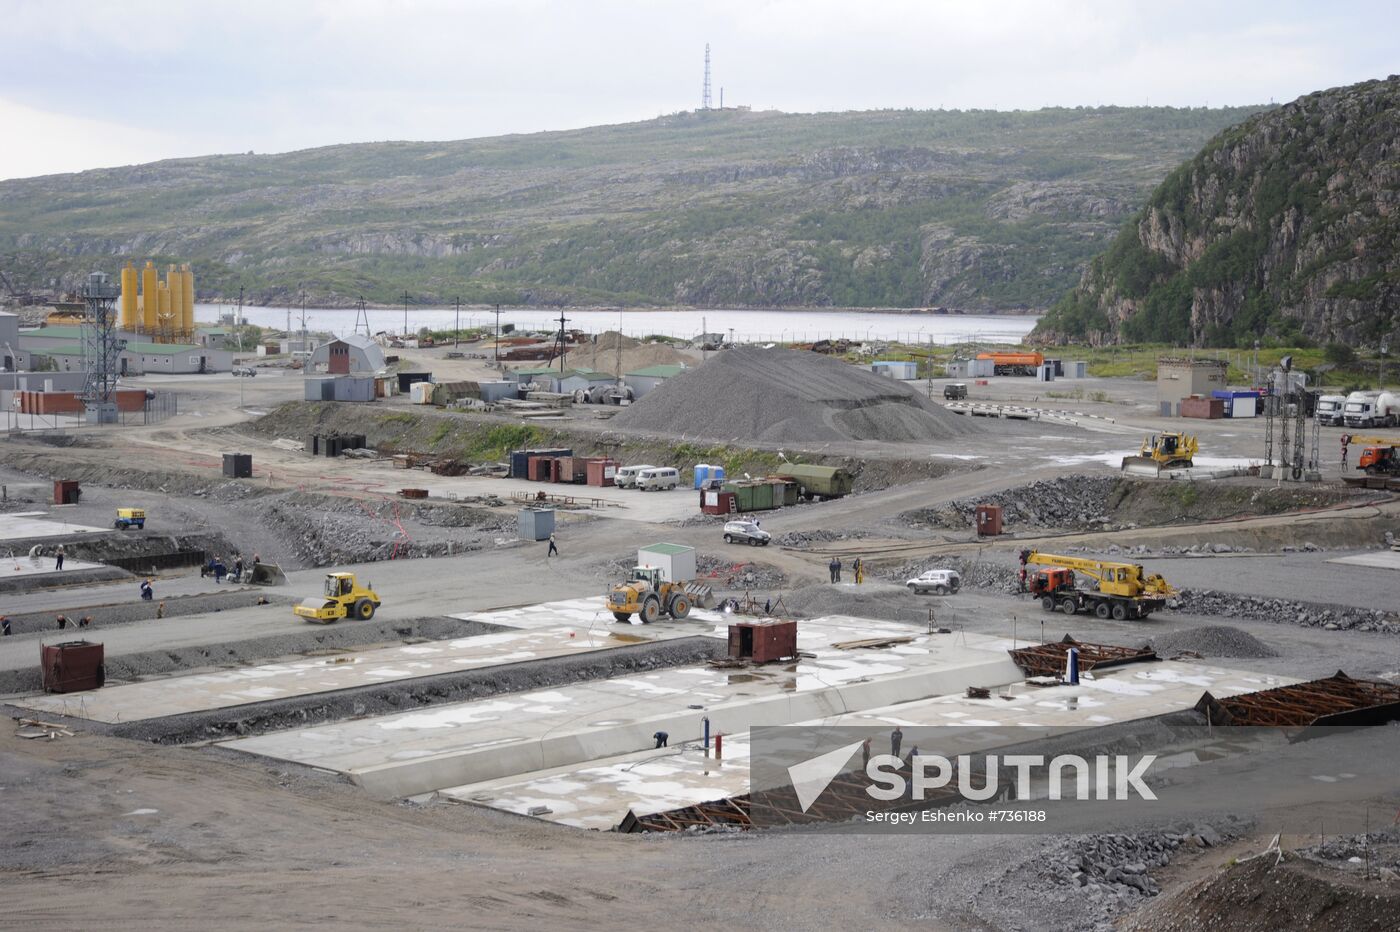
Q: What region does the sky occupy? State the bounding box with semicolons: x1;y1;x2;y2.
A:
1;0;1395;180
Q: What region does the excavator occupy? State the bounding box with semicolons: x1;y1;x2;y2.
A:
1019;550;1175;621
1342;435;1400;476
1121;432;1198;476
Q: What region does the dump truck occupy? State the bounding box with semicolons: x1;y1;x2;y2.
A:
114;508;146;530
773;463;854;500
1121;432;1198;476
293;572;381;624
1345;435;1400;476
1020;550;1174;620
608;566;697;623
975;351;1044;376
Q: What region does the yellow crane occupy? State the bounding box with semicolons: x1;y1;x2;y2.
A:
1019;550;1175;621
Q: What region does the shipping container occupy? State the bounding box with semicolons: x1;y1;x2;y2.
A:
700;489;738;515
1180;396;1225;419
585;458;617;487
975;503;1003;536
728;620;797;663
517;507;555;541
772;463;854;500
41;640;105;692
509;448;573;479
222;453;252;478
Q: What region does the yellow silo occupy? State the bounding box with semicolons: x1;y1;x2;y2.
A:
167;265;185;340
157;284;173;341
181;263;195;339
120;263;138;331
141;261;159;334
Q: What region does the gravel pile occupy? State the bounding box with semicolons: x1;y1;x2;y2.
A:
777;529;871;548
611;346;976;444
1173;589;1400;634
783;581;938;622
882;556;1021;593
999;820;1247;932
901;475;1118;531
1065;542;1259;557
1149;626;1278;659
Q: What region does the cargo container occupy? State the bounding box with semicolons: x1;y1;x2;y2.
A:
772;463;854;500
517;507;555;541
723;479;776;512
586;458;617;487
527;456;552;482
975;351;1044;376
1180;395;1225;419
222;453;252;478
53;479;81;505
728;620;797;663
700;489;738;515
509;448;573;479
41;640;105;692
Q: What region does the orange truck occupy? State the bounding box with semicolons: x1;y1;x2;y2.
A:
975;351;1044;376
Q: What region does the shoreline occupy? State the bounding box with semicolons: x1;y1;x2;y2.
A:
197;301;1042;318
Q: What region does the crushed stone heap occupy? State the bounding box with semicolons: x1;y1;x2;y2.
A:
611;346;978;443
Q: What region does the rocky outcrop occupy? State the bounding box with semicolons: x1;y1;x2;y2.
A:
1036;76;1400;347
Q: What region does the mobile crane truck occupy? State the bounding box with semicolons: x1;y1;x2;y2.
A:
1019;550;1175;621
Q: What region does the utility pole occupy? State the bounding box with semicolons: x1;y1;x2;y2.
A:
300;290;307;346
702;315;707;363
1380;339;1390;388
454;297;461;348
237;286;245;351
494;303;501;366
402;290;410;338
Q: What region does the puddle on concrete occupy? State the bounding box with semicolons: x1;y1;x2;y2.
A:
727;673;759;685
608;632;649;644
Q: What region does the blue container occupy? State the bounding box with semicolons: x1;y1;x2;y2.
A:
711;465;725;485
693;463;711;489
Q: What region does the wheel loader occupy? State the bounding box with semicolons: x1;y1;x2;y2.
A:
1121;432;1198;476
294;572;381;624
607;566;695;623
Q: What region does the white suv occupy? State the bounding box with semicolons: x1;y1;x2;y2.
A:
723;520;771;547
906;569;960;595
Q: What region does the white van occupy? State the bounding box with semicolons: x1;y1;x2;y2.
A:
635;466;680;491
615;464;654;489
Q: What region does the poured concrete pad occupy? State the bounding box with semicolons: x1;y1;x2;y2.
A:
444;659;1298;830
222;619;1023;798
15;597;719;723
1327;550;1400;572
0;513;107;541
0;555;106;582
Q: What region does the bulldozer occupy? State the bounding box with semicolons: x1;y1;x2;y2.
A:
1020;550;1174;620
1121;432;1198;476
607;566;698;623
294;572;381;624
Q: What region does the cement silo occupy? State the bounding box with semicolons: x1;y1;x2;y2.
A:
141;261;159;334
181;263;195;339
158;283;172;336
167;265;185;340
120;262;138;331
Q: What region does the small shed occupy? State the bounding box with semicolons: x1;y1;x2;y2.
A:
728;620;797;663
313;334;386;375
871;360;918;380
1212;390;1259;418
1066;361;1088;379
478;380;519;403
518;507;555;541
624;364;686;400
558;369;617;395
637;543;695;582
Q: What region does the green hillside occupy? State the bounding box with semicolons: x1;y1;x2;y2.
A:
0;105;1266;309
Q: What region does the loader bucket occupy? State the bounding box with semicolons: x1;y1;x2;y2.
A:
250;562;288;586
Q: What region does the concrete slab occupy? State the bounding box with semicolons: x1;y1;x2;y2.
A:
15;598;721;723
444;658;1298;830
221;620;1024;798
0;555;106;582
0;512;107;541
1327;550;1400;572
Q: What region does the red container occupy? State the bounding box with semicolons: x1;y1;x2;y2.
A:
975;503;1003;536
53;479;81;505
527;456;550;481
555;456;585;483
41;640;105;693
728;620;797;663
700;490;738;515
1180;396;1225;419
586;458;617;487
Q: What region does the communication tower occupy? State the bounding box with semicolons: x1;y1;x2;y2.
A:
79;271;125;424
702;44;712;110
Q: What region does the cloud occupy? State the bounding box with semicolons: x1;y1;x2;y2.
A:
0;97;179;179
0;0;1395;179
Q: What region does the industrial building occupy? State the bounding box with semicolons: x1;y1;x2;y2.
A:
23;340;211;375
624;363;686;399
0;310;26;370
310;334;385;374
1157;357;1229;416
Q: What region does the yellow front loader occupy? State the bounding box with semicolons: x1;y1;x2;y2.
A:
1122;432;1198;476
294;572;381;624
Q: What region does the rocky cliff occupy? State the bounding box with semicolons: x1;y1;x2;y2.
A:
1036;77;1400;347
0;106;1260;310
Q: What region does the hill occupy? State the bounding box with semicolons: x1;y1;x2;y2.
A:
0;105;1264;311
1035;77;1400;347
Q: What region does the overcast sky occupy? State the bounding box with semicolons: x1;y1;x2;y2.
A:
1;0;1395;180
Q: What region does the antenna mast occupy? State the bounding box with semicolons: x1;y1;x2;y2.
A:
701;44;712;110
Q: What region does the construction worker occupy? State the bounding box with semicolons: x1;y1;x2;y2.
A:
853;557;864;585
653;730;669;749
547;533;558;557
828;557;839;583
54;544;64;571
1341;435;1350;471
140;578;154;601
78;615;92;629
156;600;166;619
233;554;245;582
55;615;67;630
861;736;872;768
1;616;10;636
891;726;903;761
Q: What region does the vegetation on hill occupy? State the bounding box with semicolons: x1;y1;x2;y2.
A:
1036;77;1399;348
0;105;1262;310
